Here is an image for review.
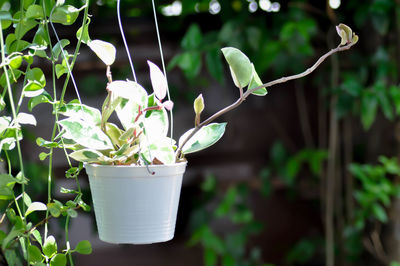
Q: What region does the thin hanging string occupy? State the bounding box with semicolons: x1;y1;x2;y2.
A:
117;0;156;170
117;0;137;82
151;0;174;141
49;7;83;105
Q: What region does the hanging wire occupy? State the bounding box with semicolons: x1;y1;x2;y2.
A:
151;0;174;142
117;0;157;170
49;7;83;105
117;0;137;82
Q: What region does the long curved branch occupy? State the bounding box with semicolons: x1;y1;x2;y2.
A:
175;41;356;159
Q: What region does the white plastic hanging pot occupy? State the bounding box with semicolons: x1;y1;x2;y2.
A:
84;161;187;244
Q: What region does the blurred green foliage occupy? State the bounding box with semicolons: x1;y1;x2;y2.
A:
189;175;267;266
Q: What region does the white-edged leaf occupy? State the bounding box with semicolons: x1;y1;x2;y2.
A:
108;80;148;101
143;98;169;142
148;60;168;100
0;116;11;134
59;103;101;126
16;113;37;126
87;40;116;66
25;202;47;217
69;149;109;163
248;64;267;96
43;235;57;258
221;47;252;88
141;137;175;165
58;118;113;150
110;81;148;130
179;123;227;154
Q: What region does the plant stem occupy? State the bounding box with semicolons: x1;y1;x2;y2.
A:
65;215;74;266
176;42;356;158
42;0;57;240
0;16;29;258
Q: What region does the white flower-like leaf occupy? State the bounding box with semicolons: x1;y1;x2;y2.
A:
148;60;168;100
87;40;116;66
162;100;174;111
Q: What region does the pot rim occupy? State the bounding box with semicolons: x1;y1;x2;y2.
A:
84;160;187;169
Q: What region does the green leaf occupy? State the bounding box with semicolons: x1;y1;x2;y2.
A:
23;192;32;207
0;174;16;200
32;24;50;48
60;187;78;194
58;118;113;150
74;240;92;255
181;24;202;50
0;69;23;88
372;203;388;223
0;11;12;30
15;18;37;40
47;203;61;217
26;68;46;88
179;123;227;154
24;0;36;9
222;255;235;266
9;56;23;69
67;208;78;218
52;39;70;61
221;47;252;88
43;236;57;258
50;253;66;266
168;51;202;79
105;123;123;147
76;18;91;44
51;5;79;25
204;248;217;266
215;187;237;216
28;91;52;111
375;83;394;121
28;245;43;264
25;202;47;217
39;152;50;161
87;39;116;66
55;63;68;78
36;138;59;148
23;81;45;97
201;175;217;192
26;5;44;19
206;48;224;83
0;173;18;187
4;250;17;266
361;91;378;130
32;229;42;246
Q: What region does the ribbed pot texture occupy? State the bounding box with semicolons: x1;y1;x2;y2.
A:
85;162;187;244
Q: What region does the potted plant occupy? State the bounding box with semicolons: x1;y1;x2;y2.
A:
55;24;358;244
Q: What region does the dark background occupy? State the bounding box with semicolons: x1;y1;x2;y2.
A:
7;0;400;265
